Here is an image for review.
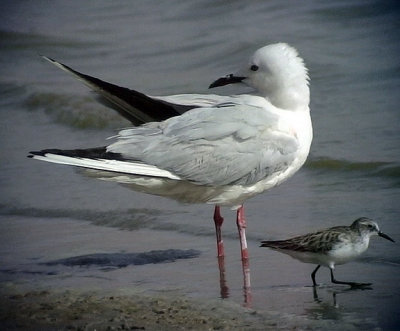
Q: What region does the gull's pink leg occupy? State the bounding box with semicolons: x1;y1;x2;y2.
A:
236;205;251;306
217;256;229;299
214;205;224;257
241;254;252;307
214;206;229;298
236;205;249;260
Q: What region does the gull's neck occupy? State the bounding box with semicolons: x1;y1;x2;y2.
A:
263;81;310;111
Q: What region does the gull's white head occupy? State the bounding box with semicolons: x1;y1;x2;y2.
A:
210;43;310;110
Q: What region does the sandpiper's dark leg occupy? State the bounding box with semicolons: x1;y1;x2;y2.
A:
330;268;372;288
312;286;320;302
311;265;321;286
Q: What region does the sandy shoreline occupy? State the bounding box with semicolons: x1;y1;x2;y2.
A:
0;287;287;330
0;216;286;330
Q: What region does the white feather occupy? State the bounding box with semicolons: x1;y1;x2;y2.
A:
31;154;181;180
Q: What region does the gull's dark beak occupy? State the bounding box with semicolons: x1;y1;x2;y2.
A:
378;231;395;242
209;74;246;89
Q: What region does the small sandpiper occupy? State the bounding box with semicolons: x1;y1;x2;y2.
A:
261;217;395;287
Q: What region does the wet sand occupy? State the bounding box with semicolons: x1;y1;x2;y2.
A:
1;288;263;330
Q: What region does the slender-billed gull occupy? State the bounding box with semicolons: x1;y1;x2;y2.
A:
29;43;312;265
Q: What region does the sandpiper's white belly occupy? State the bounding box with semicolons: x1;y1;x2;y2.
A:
328;239;369;266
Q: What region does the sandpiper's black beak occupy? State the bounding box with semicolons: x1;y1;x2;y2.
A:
378;231;395;242
209;74;246;89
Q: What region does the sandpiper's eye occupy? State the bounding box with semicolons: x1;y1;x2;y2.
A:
250;64;259;72
367;224;374;229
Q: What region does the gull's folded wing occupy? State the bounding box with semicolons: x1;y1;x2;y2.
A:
42;56;194;125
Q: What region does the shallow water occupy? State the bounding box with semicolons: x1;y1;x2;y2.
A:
1;0;400;329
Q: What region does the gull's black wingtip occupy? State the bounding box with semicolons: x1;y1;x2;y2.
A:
27;150;46;158
28;147;123;160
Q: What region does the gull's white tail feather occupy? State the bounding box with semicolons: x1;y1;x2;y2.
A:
30;152;181;180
